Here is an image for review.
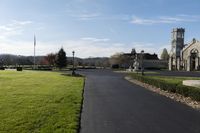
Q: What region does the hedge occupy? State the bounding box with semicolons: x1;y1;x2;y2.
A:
36;66;52;71
16;67;23;71
129;74;200;101
0;67;5;70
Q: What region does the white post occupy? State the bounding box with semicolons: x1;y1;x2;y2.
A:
169;57;172;71
187;56;190;71
195;57;198;70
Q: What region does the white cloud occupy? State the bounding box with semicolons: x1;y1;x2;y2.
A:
81;37;110;42
76;13;101;20
0;20;32;39
0;19;171;58
11;20;32;25
131;16;156;25
68;12;100;20
131;42;158;53
65;3;101;21
130;15;199;25
177;14;200;19
0;37;167;58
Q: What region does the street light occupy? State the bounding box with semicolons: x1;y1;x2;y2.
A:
18;55;21;67
141;50;144;75
72;51;75;75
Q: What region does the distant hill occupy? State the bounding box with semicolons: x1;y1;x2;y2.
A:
0;54;110;67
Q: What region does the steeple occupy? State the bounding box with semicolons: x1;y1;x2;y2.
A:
170;28;185;58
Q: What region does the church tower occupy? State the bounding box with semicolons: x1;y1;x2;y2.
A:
171;28;185;57
169;28;185;70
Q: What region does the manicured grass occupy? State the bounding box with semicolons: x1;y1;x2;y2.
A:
114;70;159;74
0;70;84;133
129;73;200;101
131;71;159;74
150;75;200;85
130;73;200;85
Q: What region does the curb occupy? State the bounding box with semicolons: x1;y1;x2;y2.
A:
77;76;86;133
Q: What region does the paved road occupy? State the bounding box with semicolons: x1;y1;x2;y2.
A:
79;69;200;133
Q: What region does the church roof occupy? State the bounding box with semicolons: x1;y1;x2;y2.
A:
123;52;159;60
182;38;200;52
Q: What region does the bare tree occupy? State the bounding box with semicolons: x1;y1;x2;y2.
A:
45;53;57;67
110;52;131;68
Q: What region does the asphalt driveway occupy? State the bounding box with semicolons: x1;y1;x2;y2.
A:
79;69;200;133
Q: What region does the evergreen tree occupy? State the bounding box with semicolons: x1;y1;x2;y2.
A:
56;48;67;69
161;48;169;61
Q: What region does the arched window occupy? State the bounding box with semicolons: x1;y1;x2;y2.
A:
190;49;198;54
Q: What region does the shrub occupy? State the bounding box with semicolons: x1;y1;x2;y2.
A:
16;67;23;71
176;85;190;97
0;67;5;70
112;64;119;69
37;66;52;71
130;74;200;101
188;87;200;101
145;67;161;70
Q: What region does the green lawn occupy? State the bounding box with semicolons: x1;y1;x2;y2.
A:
130;72;200;85
0;70;84;133
129;73;200;101
149;75;200;85
131;71;159;74
114;70;159;74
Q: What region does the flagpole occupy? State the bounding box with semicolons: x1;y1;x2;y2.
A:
34;35;36;69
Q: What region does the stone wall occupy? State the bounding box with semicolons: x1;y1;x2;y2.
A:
143;60;168;69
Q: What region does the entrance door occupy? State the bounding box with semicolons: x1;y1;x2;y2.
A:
190;49;199;71
191;53;197;71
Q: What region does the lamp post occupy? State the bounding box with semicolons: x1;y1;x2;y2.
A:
18;55;20;67
141;50;144;75
72;51;75;75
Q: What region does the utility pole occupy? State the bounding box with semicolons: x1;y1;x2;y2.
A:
34;35;36;69
141;50;144;75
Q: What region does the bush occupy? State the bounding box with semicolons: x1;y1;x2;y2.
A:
69;68;77;71
188;87;200;101
16;67;23;71
176;85;190;97
112;64;119;69
0;67;5;70
145;67;161;70
37;66;52;71
130;74;200;101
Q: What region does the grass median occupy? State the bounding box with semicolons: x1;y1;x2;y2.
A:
129;73;200;101
0;70;84;133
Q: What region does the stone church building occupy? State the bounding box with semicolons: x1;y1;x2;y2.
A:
169;28;200;71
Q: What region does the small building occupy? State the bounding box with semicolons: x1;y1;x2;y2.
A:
169;28;200;71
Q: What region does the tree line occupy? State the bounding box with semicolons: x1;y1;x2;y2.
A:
0;48;169;69
0;48;110;69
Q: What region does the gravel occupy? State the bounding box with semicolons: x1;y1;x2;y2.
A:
125;76;200;111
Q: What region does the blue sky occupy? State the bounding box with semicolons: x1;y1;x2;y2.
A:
0;0;200;58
